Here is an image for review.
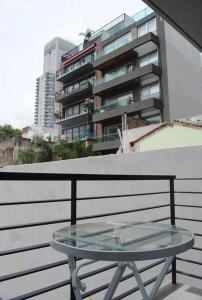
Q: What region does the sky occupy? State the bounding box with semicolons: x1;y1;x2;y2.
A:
0;0;147;129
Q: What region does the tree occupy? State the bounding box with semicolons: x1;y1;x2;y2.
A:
52;140;72;160
79;28;94;46
18;149;36;164
0;124;22;140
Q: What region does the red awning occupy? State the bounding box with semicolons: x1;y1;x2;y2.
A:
63;43;96;66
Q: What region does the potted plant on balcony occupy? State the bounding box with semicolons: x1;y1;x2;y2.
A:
79;28;94;47
128;96;134;104
54;111;62;119
83;98;94;113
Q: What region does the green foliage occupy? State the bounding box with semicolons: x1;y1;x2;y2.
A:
19;149;36;164
0;124;22;139
16;138;93;164
52;140;72;160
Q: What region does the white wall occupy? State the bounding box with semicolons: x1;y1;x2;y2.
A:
1;146;202;299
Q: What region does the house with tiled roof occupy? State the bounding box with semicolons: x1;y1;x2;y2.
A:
122;118;202;153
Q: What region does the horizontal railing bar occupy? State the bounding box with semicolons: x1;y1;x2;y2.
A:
83;259;166;298
194;233;202;237
0;217;170;256
80;262;118;279
8;279;70;300
0;242;50;257
77;191;169;201
176;178;202;181
175;191;202;194
175;217;202;223
151;217;170;222
175;204;202;208
0;191;169;206
0;172;175;181
113;271;171;300
0;218;71;231
0;199;70;205
0;259;68;282
77;204;169;221
177;257;202;266
177;270;202;280
193;246;202;251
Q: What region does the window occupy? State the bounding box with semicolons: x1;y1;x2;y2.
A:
139;51;158;67
104;64;133;82
73;127;79;140
65;129;72;141
79;126;85;139
138;18;156;37
141;82;160;100
74;105;79;115
103;92;133;106
103;123;121;135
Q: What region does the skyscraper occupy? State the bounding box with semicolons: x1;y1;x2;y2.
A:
34;37;75;128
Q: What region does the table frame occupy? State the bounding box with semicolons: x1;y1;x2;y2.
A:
51;223;194;300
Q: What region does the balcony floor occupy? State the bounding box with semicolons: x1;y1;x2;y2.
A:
157;283;202;300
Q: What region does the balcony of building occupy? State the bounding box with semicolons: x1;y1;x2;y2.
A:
93;97;163;123
94;33;159;72
93;63;161;96
0;170;201;300
55;111;90;128
56;53;94;84
92;132;121;152
55;82;93;105
100;14;135;42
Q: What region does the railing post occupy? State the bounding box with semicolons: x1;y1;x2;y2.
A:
70;179;77;300
170;178;176;284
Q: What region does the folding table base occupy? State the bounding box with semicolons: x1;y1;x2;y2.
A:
68;255;174;300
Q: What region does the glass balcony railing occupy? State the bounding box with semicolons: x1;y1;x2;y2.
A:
55;82;91;101
132;7;154;22
55;111;88;123
94;65;134;86
93;133;119;143
101;15;134;41
94;98;133;114
141;92;160;101
56;58;93;79
95;38;131;60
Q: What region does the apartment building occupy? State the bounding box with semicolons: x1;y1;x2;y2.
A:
55;8;202;154
34;37;75;128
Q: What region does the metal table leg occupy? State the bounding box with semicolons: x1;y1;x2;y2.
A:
103;263;126;300
129;256;174;300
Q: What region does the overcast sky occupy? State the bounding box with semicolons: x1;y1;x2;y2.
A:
0;0;147;129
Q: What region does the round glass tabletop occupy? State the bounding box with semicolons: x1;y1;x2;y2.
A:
51;221;194;261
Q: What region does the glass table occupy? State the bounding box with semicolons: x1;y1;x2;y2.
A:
51;221;194;300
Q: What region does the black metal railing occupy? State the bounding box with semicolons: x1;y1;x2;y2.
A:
0;172;200;300
174;177;202;284
55;82;91;101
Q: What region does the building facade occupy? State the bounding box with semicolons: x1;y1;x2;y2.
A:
34;37;75;128
55;8;202;154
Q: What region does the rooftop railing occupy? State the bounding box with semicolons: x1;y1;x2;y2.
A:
62;8;154;61
101;15;134;42
132;7;154;22
0;172;201;300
